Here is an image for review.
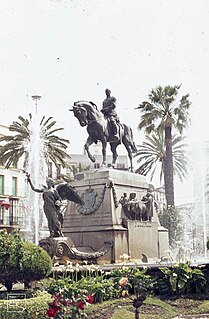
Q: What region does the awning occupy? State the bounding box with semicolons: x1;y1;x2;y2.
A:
0;201;11;210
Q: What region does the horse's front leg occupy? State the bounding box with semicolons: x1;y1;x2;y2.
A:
124;144;133;172
84;137;95;162
129;156;133;172
101;138;107;166
110;142;118;168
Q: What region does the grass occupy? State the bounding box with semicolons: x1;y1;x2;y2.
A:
111;308;134;319
85;296;209;319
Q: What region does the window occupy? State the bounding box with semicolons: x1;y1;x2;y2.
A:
0;175;4;195
12;177;18;196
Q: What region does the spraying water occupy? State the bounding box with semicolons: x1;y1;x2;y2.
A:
24;96;48;244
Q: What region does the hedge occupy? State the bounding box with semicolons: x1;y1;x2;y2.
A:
0;291;51;319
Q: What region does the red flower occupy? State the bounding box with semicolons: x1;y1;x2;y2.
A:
46;306;59;317
77;301;85;310
52;300;59;307
86;294;94;304
61;297;68;306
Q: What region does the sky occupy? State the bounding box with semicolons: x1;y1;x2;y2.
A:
1;0;209;204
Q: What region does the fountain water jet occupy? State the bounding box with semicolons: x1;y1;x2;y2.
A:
24;96;48;244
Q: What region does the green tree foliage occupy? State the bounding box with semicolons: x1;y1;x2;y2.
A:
135;132;189;183
0;115;70;169
0;230;23;292
0;230;52;291
136;85;191;207
158;207;184;247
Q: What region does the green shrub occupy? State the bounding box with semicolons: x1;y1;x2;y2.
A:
0;291;51;319
108;267;154;296
79;276;120;302
42;274;121;303
0;230;24;291
153;263;207;296
188;267;207;293
21;242;52;284
0;230;52;291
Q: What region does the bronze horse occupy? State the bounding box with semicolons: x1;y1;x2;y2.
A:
70;101;137;171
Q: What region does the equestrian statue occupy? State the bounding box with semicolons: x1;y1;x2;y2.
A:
70;89;137;172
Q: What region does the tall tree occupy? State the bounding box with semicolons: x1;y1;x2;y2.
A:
158;206;184;247
135;132;189;184
0;115;70;170
136;85;191;207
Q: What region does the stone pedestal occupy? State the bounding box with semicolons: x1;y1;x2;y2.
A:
62;169;169;263
127;221;159;259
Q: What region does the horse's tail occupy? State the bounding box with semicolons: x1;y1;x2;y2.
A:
123;125;138;152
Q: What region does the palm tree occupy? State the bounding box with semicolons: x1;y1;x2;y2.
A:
0;115;70;170
136;85;191;207
135;132;190;185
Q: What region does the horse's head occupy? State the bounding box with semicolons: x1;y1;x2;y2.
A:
69;101;101;127
69;102;88;127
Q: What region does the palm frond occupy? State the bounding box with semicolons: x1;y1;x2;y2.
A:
135;131;189;184
0;114;70;170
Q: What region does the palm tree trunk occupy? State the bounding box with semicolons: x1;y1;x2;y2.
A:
164;126;175;207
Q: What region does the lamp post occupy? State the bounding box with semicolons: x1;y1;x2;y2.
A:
31;95;42;114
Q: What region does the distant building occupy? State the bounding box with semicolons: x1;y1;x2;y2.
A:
154;186;166;212
0;124;26;232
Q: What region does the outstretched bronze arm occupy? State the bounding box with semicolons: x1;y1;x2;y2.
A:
26;173;43;193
